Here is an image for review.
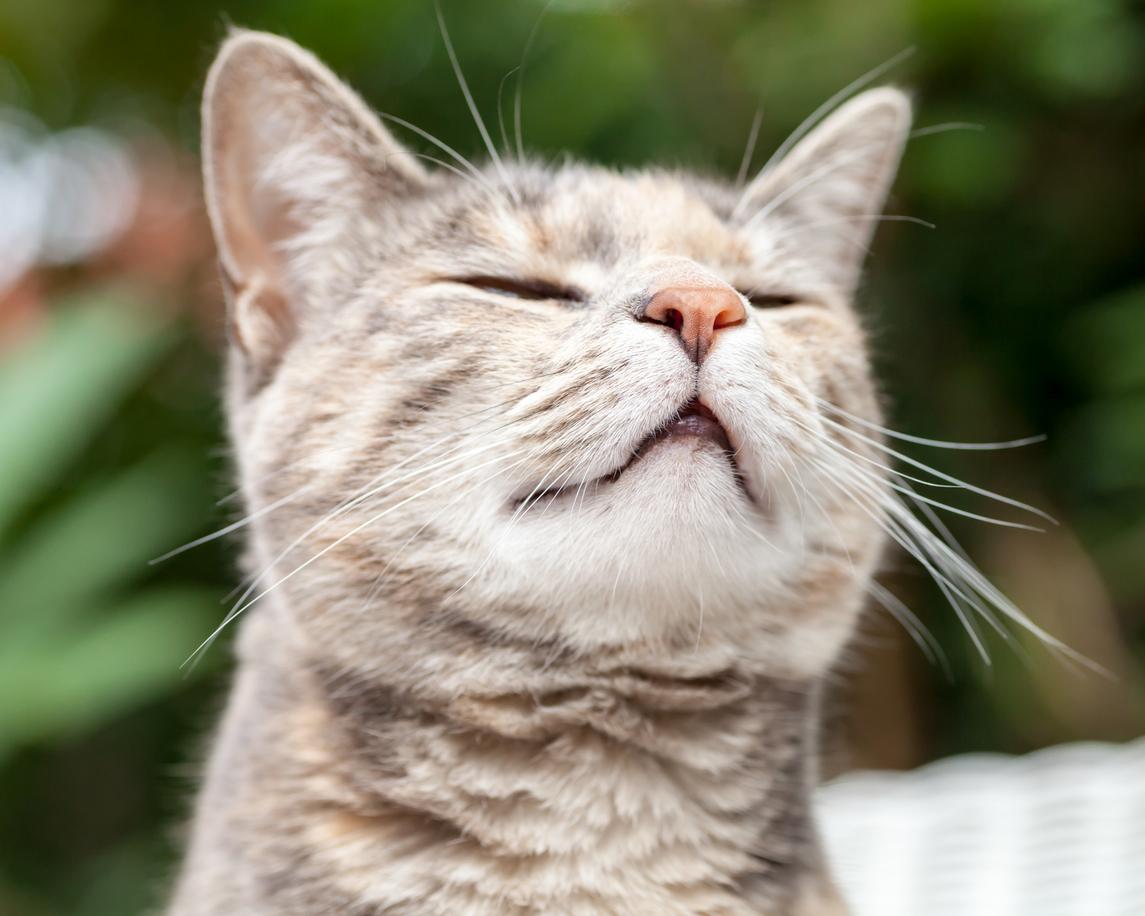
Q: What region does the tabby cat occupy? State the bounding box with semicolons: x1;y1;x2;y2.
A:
171;27;919;915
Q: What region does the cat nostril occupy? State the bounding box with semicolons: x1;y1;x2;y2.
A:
639;285;746;364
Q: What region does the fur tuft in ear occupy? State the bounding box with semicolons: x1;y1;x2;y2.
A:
202;30;426;374
739;87;913;297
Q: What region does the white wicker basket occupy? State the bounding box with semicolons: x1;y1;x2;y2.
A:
817;737;1145;916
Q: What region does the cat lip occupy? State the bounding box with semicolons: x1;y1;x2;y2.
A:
514;398;748;508
637;399;733;455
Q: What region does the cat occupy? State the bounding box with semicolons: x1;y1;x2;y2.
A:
169;27;917;916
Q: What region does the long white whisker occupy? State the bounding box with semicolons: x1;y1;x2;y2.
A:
514;0;557;162
186;363;585;665
783;213;937;237
820;450;1099;671
378;112;490;187
893;482;1028;655
362;456;525;606
817;414;1057;523
435;1;518;203
878;495;1019;649
184;448;527;668
909;122;984;139
186;431;516;667
821;441;1043;531
744;141;887;230
416;450;545;603
150;485;308;564
818;398;1047;450
867;579;948;672
813;453;993;663
732;46;915;218
734;107;764;189
495;67;518;155
810;435;962;490
410;152;499;197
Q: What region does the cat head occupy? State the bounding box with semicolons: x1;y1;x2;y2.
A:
202;31;910;679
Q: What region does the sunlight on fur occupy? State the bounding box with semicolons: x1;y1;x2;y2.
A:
167;26;1081;916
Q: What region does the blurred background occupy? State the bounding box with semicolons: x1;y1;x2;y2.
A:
1;0;1143;913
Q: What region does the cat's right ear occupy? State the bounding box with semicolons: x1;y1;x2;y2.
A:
202;30;426;375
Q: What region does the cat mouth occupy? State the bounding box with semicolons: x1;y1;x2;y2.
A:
636;399;735;459
513;399;747;508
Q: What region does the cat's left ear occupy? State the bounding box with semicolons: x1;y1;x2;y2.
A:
202;30;427;372
738;87;912;296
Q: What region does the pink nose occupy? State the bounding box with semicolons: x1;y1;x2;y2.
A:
641;285;747;363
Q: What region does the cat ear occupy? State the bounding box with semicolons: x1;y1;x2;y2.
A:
738;87;912;296
202;30;427;371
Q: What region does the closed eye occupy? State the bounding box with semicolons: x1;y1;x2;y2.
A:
452;275;586;304
737;290;801;309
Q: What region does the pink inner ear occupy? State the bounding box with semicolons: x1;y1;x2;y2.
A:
215;119;294;290
212;136;301;363
210;108;312;370
226;269;295;373
202;31;428;376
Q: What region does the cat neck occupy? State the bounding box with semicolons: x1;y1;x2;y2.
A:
218;600;839;914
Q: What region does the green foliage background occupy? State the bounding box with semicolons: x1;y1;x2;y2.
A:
1;1;1143;913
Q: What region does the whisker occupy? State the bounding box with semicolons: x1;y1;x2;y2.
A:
151;485;308;565
203;363;581;632
410;152;499;197
187;431;516;667
405;450;543;604
743;141;890;230
909;122;984;139
435;1;518;202
894;483;1031;658
183;448;527;669
809;434;963;490
867;579;948;673
816;448;1100;672
513;0;557;162
817;413;1057;524
812;452;993;662
819;440;1044;531
733;46;915;218
495;69;520;155
734;107;764;189
782;213;936;237
818;398;1047;450
378;112;491;189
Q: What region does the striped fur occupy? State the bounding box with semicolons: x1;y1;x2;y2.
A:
171;30;911;915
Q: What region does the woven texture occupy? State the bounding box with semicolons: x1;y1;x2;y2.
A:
817;737;1145;916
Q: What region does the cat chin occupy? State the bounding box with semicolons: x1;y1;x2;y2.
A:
607;436;753;508
494;451;797;606
509;430;753;515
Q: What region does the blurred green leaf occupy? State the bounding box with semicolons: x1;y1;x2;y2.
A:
1063;394;1145;491
0;449;212;640
70;836;167;916
905;116;1025;207
0;292;174;540
1010;0;1140;99
1065;284;1145;393
517;15;657;155
0;586;219;758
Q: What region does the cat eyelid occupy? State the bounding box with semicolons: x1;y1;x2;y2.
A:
449;275;586;304
736;289;803;309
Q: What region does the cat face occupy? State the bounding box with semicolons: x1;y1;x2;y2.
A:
203;32;910;677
